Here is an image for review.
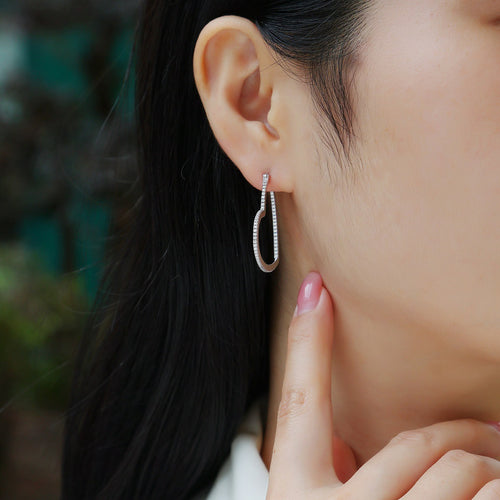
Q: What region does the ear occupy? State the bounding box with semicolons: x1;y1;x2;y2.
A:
193;15;294;193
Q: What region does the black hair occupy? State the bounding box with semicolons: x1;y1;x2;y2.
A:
62;1;372;498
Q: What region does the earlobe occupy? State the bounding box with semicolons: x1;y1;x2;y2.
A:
192;16;289;193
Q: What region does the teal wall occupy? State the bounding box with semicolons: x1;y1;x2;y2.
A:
9;23;135;300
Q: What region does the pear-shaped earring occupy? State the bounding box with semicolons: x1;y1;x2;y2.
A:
253;173;279;273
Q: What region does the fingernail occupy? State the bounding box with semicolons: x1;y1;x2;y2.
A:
295;272;323;316
487;422;500;432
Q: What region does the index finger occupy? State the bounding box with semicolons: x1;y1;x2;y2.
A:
267;272;342;495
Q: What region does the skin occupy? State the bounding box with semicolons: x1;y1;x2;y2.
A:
193;0;500;482
265;273;500;498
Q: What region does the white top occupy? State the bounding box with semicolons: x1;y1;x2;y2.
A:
205;397;270;499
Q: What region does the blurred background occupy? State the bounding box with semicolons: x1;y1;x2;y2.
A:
0;0;140;497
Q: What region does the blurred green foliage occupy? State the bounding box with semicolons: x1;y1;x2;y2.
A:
0;243;89;411
0;2;138;411
0;1;139;492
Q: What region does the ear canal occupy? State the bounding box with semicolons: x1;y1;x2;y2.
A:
240;66;279;138
239;67;267;122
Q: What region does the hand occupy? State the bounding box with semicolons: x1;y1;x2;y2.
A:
266;271;500;499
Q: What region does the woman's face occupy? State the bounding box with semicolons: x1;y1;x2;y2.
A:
299;0;500;362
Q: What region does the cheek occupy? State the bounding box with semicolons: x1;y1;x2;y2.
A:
327;3;500;350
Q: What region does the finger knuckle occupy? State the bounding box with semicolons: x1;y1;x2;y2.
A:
441;449;487;474
277;387;307;422
459;418;484;441
461;417;481;427
389;429;438;449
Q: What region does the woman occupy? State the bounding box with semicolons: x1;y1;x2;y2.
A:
62;0;500;498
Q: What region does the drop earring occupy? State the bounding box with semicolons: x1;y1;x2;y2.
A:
253;173;279;273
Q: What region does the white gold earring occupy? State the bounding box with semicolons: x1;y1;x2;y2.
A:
253;173;279;273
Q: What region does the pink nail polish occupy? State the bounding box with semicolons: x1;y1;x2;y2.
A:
487;422;500;432
296;272;323;316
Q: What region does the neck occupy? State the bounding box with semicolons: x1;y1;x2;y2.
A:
260;213;500;470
